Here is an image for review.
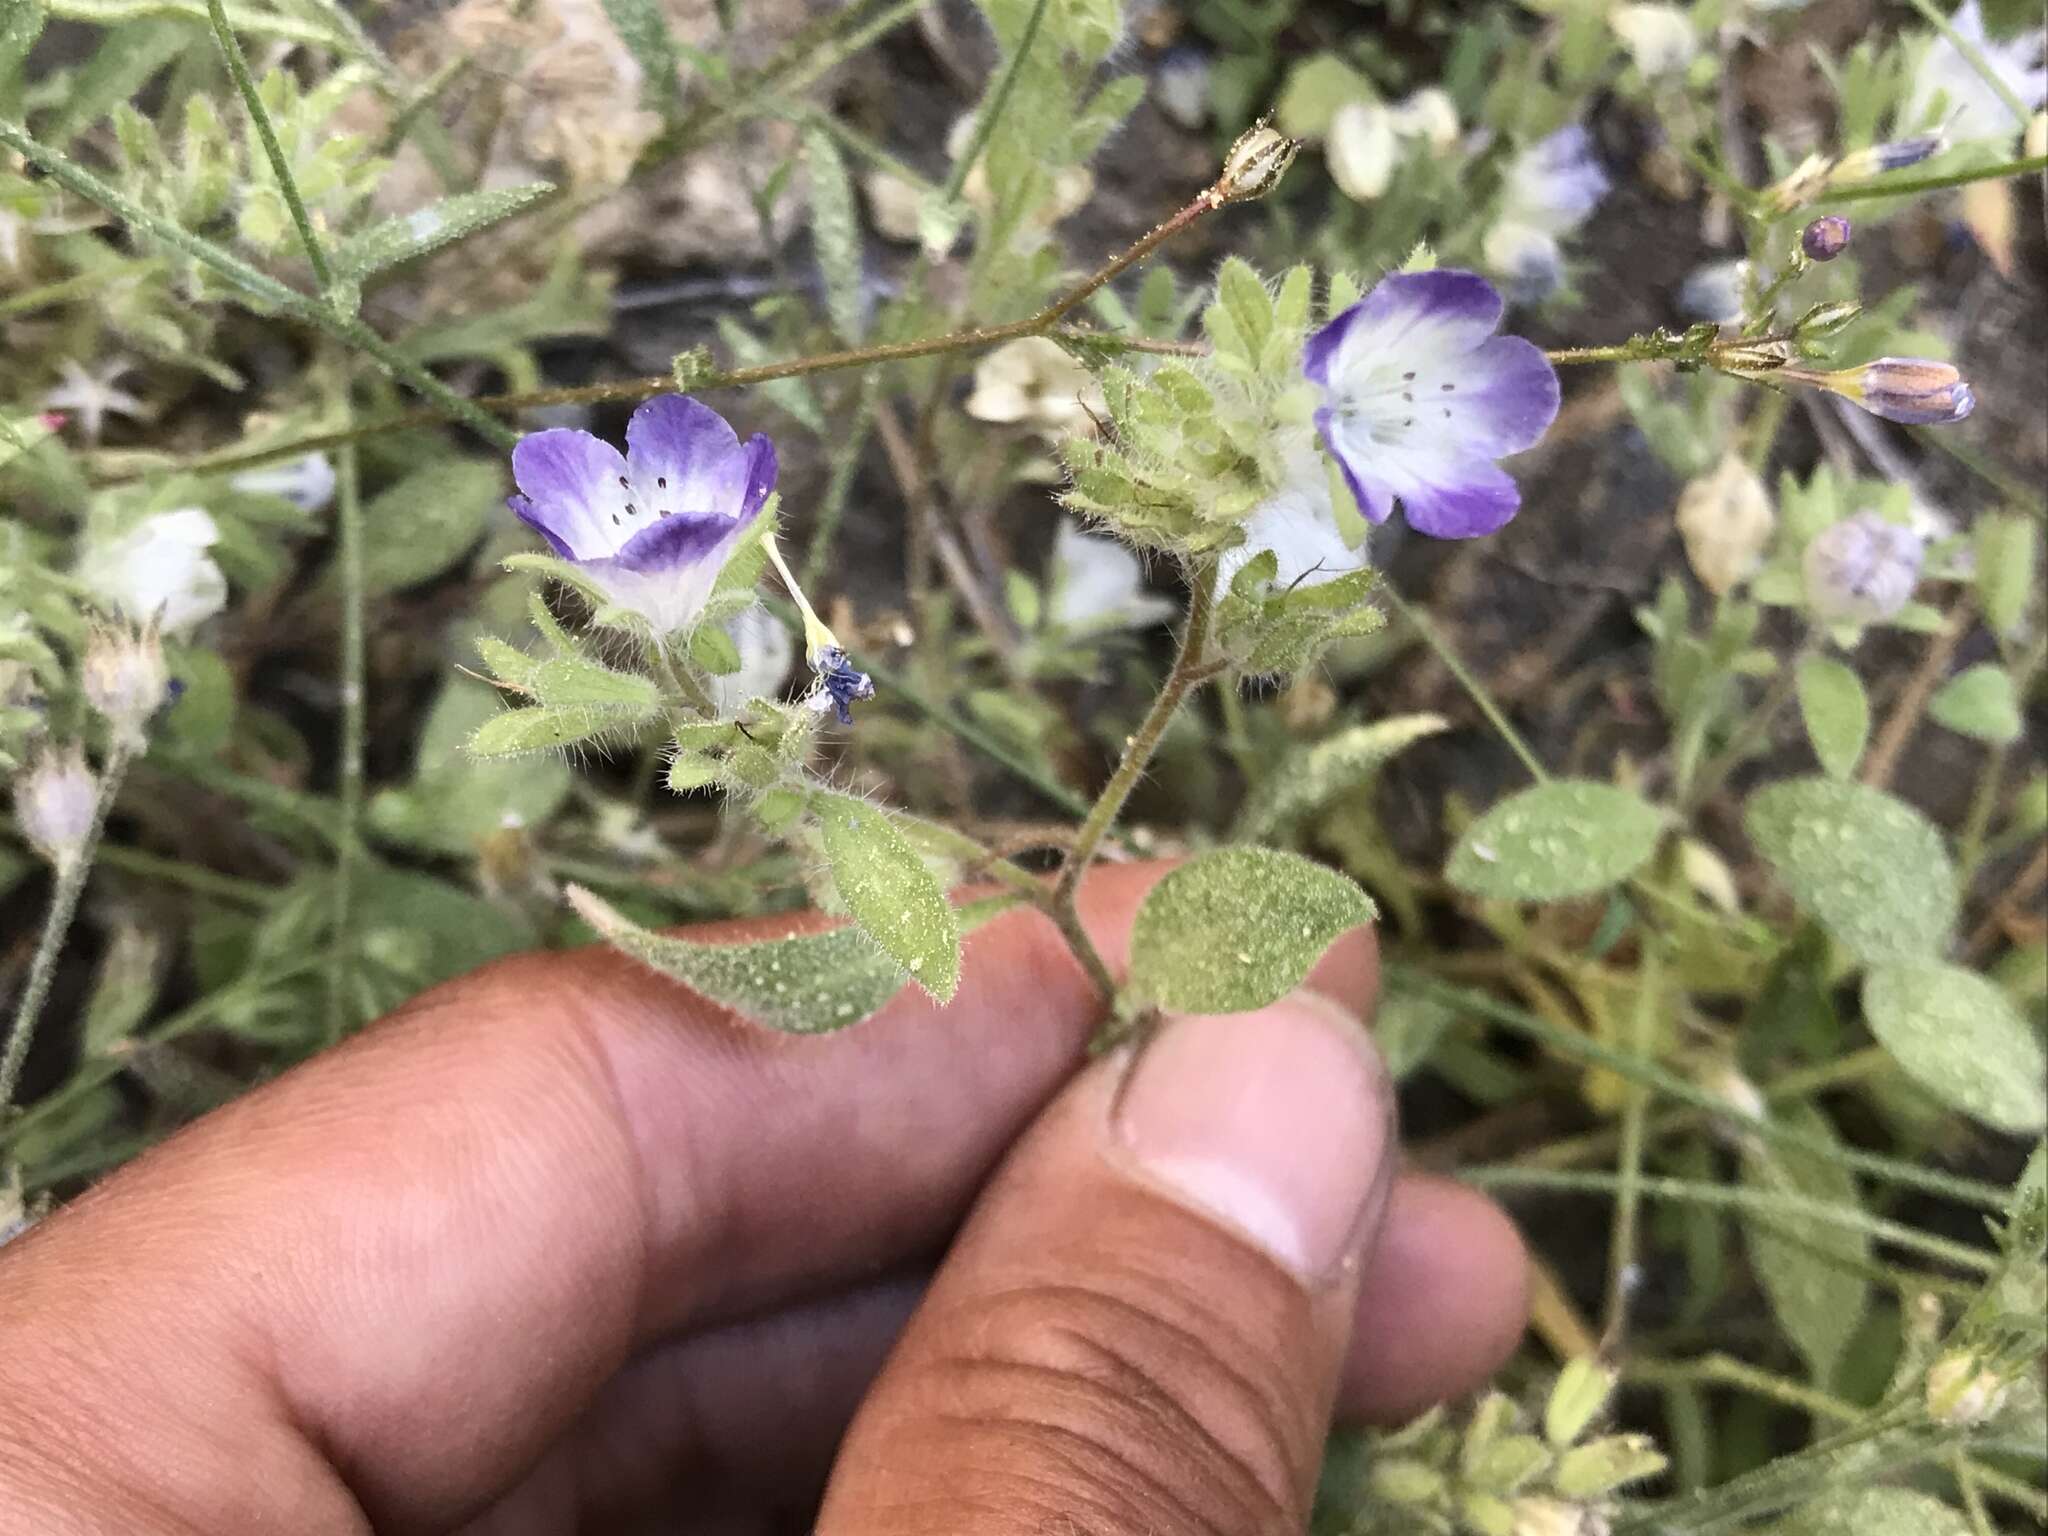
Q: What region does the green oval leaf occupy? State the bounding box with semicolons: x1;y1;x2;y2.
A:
813;791;961;1003
1127;847;1375;1014
1447;781;1667;903
1780;1488;1972;1536
1928;663;2023;746
1745;779;1957;964
1740;1102;1870;1384
1794;655;1869;778
1862;960;2048;1132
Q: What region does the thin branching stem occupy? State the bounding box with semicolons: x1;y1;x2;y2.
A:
1602;942;1660;1348
1;744;136;1116
206;0;336;293
326;413;364;1045
1383;585;1549;783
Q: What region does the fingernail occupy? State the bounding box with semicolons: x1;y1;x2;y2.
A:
1112;994;1395;1283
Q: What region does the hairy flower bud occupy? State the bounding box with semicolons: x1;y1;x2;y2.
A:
1800;214;1852;261
1803;512;1925;624
1793;299;1862;341
16;744;98;873
1215;119;1301;203
1791;357;1976;424
82;625;170;751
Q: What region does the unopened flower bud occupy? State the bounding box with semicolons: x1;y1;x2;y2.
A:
1215;119;1300;204
82;625;169;751
1794;299;1862;341
1554;1434;1669;1498
1545;1357;1617;1447
1714;338;1795;375
1800;215;1852;261
1926;1352;2009;1426
1833;133;1944;183
1803;511;1925;624
1793;357;1975;424
15;744;98;873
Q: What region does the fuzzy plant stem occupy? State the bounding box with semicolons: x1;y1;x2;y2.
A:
1601;942;1660;1348
1043;563;1222;1005
326;429;364;1044
206;0;336;293
1;745;135;1116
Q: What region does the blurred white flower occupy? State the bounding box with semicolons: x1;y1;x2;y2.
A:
1389;87;1460;153
1327;100;1397;201
1906;0;2045;146
1611;4;1699;76
1485;125;1610;301
1223;437;1370;591
1049;523;1176;632
965;337;1102;439
709;604;795;716
1153;46;1212;131
1803;512;1925;624
228;452;337;512
1678;259;1749;322
75;508;229;636
1676;454;1774;595
862;168;926;245
948;114;1093;228
1484;220;1565;304
43;358;146;443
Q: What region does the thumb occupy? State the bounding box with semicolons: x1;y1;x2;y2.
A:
817;989;1395;1535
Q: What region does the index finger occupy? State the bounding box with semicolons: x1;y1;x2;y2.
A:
0;863;1378;1532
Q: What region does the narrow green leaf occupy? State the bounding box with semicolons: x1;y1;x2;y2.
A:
1794;655;1869;778
525;656;662;714
813;790;960;1002
334;184;555;281
1216;256;1274;358
1975;512;2038;638
1127;847;1375;1014
1447;781;1667;903
1862;959;2048;1132
469;704;642;757
1928;663;2023;745
1745;779;1957;965
600;0;682;114
1234;714;1449;842
803;124;866;342
1740;1102;1871;1384
567;886;1014;1033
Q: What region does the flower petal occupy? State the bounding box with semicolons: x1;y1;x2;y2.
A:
510;429;633;559
1315;405;1394;525
1444;335;1561;456
1388;454;1524;539
581;508;758;634
624;394;765;519
1305;270;1507;391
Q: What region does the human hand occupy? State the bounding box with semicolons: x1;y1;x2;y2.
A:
0;862;1527;1535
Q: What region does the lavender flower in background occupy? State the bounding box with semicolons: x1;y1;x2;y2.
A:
508;394;775;636
1050;524;1176;632
15;745;97;872
1906;0;2045;146
1678;259;1749;323
806;646;875;725
75;509;228;636
1303;269;1561;540
1803;512;1925;623
1783;358;1976;424
1483;125;1611;302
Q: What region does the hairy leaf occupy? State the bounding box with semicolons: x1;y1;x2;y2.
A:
1741;1102;1870;1384
335;184;555;280
1235;714;1449;842
1862;960;2048;1132
1127;847;1375;1014
1447;781;1667;903
1928;663;2023;746
813;790;961;1002
1794;655;1868;778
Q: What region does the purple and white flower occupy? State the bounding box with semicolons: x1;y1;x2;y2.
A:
1303;269;1561;540
1483;124;1611;300
1782;357;1976;425
1803;511;1925;624
508;394;776;636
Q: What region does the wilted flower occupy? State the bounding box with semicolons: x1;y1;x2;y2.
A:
1678;259;1749;323
1050;522;1176;632
1327;100;1397;201
228;451;338;512
75;508;229;636
42;358;146;443
1675;454;1774;595
1906;0;2046;146
1803;511;1925;624
1784;357;1976;425
16;744;97;872
708;604;795;717
82;625;170;751
965;337;1103;439
1305;269;1560;538
508;394;776;636
1833;132;1947;184
1801;214;1853;261
1610;4;1698;76
805;645;875;725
